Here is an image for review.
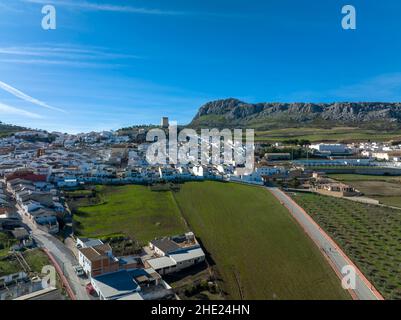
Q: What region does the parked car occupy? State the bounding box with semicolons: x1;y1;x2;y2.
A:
86;283;96;296
73;265;84;277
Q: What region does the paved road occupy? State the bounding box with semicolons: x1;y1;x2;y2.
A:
267;187;383;300
17;209;90;300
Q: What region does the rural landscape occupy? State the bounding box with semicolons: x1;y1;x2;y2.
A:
291;191;401;300
3;97;401;301
3;94;401;301
66;181;350;300
2;1;401;314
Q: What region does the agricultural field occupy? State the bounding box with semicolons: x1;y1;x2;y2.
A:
173;181;349;300
291;192;401;300
328;174;401;208
254;127;401;143
328;174;401;182
72;185;188;244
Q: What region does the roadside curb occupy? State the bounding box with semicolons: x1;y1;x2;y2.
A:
42;248;77;300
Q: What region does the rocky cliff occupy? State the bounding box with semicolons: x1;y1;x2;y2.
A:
190;98;401;129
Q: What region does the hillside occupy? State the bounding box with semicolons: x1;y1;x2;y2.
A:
190;99;401;130
0;121;26;137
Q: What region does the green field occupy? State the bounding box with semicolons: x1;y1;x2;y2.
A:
372;197;401;208
328;174;401;208
23;249;51;274
73;185;188;243
328;174;401;182
173;181;349;300
0;256;20;277
291;192;401;300
255;127;401;143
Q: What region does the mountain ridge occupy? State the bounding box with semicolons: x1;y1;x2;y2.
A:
190;98;401;130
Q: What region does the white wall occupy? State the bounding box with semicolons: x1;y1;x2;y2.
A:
78;251;92;276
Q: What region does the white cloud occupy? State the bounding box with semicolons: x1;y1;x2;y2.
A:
0;58;121;69
0;45;141;60
0;80;66;113
0;45;139;69
0;102;43;119
0;1;22;12
22;0;185;15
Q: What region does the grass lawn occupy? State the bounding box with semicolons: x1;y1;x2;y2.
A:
173;181;349;300
73;185;188;244
291;192;401;300
0;256;20;277
65;189;94;197
23;249;51;274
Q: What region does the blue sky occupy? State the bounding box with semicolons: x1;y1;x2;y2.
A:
1;0;401;133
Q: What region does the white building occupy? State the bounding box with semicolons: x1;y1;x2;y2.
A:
310;143;349;155
146;232;206;275
146;247;206;276
372;152;390;161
